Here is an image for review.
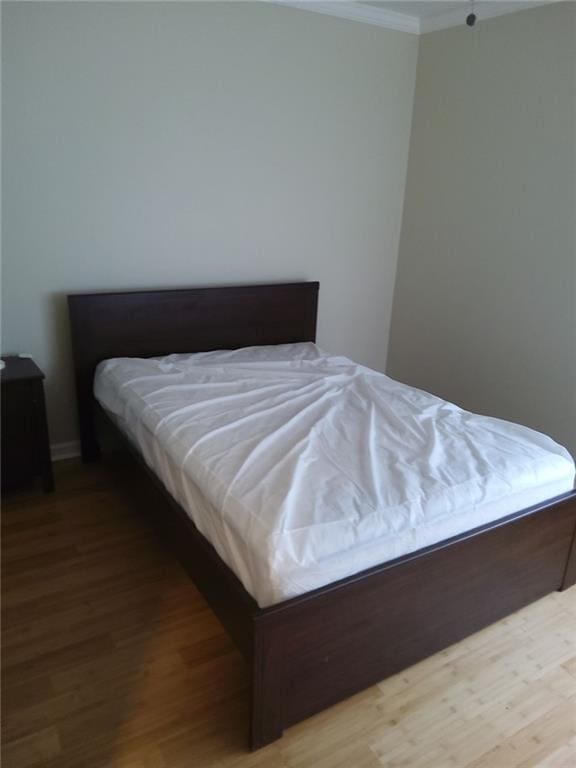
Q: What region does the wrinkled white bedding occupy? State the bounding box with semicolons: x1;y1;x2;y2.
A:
94;343;575;607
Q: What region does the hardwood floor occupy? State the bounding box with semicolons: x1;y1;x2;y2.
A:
2;460;576;768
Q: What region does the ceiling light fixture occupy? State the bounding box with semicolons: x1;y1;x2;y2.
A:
466;0;477;27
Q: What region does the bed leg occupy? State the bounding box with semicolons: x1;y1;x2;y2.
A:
559;518;576;591
250;623;285;750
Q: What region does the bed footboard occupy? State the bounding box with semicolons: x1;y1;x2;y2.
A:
249;493;576;748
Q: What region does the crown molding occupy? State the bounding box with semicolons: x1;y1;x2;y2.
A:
419;1;554;33
270;1;558;36
271;2;420;34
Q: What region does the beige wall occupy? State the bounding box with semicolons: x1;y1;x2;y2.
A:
1;1;418;448
388;2;576;455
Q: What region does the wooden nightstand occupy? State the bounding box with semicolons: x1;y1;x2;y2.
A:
1;356;54;493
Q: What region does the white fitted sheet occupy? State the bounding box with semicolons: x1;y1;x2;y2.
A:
94;343;575;607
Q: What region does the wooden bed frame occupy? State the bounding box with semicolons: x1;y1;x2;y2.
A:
68;281;576;750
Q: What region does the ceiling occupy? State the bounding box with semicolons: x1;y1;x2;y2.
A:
274;1;560;34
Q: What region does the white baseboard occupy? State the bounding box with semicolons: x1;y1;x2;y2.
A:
51;441;81;461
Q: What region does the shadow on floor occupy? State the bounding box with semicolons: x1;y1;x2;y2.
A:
1;459;252;768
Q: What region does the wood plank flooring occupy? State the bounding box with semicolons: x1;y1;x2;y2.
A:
2;460;576;768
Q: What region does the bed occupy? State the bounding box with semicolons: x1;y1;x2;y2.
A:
68;281;576;749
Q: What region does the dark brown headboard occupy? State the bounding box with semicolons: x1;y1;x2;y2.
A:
68;281;319;461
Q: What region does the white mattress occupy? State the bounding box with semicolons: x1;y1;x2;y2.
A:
94;343;575;607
